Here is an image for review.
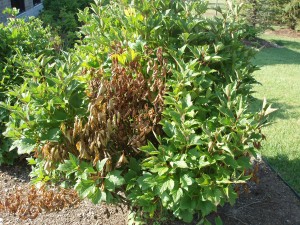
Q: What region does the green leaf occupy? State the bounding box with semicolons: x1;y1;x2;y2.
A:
69;153;79;167
180;195;191;209
182;93;193;108
224;186;237;206
171;161;188;168
221;145;233;156
128;158;141;172
137;174;154;190
180;174;193;187
160;179;175;192
10;138;36;154
40;128;61;141
236;156;251;169
57;160;76;175
173;188;183;202
96;158;109;172
90;187;102;204
26;157;36;165
162;121;176;137
198;201;215;217
181;209;193;223
164;96;177;105
215;216;223;225
105;170;125;191
139;141;158;153
152;166;169;176
52;109;68;121
76;179;95;198
189;134;203;146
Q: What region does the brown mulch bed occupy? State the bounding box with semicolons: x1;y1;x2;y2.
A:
243;28;300;49
0;159;299;225
265;28;300;39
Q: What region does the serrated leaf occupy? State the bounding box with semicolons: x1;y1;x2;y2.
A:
57;159;77;176
199;200;215;217
164;96;177;105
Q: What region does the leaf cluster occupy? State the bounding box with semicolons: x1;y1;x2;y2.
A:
39;0;93;47
0;16;61;165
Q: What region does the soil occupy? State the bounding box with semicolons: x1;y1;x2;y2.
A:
243;28;300;49
0;158;299;225
265;28;300;39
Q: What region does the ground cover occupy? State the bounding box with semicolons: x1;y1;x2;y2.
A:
251;30;300;194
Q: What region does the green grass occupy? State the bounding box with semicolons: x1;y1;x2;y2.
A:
251;34;300;193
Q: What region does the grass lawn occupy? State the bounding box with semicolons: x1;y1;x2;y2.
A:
252;34;300;194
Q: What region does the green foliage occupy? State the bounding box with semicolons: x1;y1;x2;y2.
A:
2;53;88;157
40;0;93;47
2;0;273;224
239;0;278;37
0;15;60;165
282;0;300;30
241;0;300;33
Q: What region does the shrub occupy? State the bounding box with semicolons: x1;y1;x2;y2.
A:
240;0;300;33
39;0;93;47
283;0;300;30
3;0;274;224
239;0;279;38
0;11;61;165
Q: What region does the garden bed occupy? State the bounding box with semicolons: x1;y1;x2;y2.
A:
0;159;299;225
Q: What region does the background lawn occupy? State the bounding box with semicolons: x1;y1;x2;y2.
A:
207;0;300;194
252;34;300;194
206;0;226;17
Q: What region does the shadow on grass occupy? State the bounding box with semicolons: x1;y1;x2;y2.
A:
272;39;300;50
249;97;299;121
264;153;300;195
254;39;300;66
